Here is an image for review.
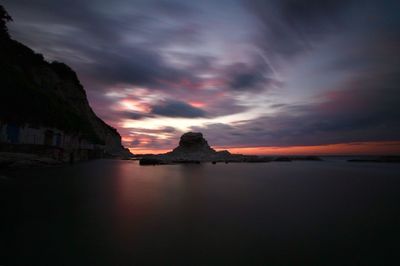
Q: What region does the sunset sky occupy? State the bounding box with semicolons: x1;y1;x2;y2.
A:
4;0;400;154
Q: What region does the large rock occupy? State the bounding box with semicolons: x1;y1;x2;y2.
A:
171;132;216;154
140;132;233;163
139;132;323;165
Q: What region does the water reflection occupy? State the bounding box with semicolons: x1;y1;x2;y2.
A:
2;160;400;265
111;162;210;259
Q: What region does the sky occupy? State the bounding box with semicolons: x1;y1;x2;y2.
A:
3;0;400;154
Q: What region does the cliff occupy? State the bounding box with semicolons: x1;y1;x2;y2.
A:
0;6;131;157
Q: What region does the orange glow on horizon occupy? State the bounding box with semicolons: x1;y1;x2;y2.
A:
129;148;171;155
217;141;400;156
129;141;400;155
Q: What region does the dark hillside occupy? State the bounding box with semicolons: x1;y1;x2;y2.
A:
0;5;130;155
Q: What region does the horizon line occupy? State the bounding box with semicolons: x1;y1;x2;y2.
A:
128;141;400;156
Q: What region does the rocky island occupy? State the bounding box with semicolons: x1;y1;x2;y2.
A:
139;132;322;165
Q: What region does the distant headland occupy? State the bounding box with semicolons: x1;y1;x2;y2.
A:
139;132;322;165
138;132;400;165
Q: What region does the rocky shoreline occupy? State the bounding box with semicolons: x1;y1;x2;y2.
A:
0;151;135;169
0;152;61;168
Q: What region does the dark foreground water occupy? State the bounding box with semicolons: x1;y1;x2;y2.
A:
1;159;400;265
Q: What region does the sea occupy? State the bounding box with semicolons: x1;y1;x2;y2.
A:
1;158;400;265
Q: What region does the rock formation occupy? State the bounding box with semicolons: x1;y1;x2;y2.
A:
171;132;217;154
140;132;236;164
162;132;231;161
139;132;323;165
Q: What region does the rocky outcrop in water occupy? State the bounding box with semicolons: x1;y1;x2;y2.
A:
172;132;216;154
139;132;323;165
160;132;233;161
139;132;229;164
139;132;269;165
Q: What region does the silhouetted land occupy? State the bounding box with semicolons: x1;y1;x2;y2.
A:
0;5;131;164
139;132;323;165
348;156;400;163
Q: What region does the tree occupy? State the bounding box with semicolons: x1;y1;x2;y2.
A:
0;5;13;37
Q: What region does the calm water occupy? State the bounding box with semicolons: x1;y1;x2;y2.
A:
1;159;400;265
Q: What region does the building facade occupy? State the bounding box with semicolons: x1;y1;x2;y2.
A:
0;121;106;162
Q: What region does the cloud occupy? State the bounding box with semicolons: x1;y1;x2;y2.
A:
120;111;154;120
246;0;357;60
191;74;400;147
226;62;270;91
124;126;181;149
151;0;199;18
4;0;400;151
128;126;178;134
4;0;204;90
150;99;207;118
83;46;188;87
